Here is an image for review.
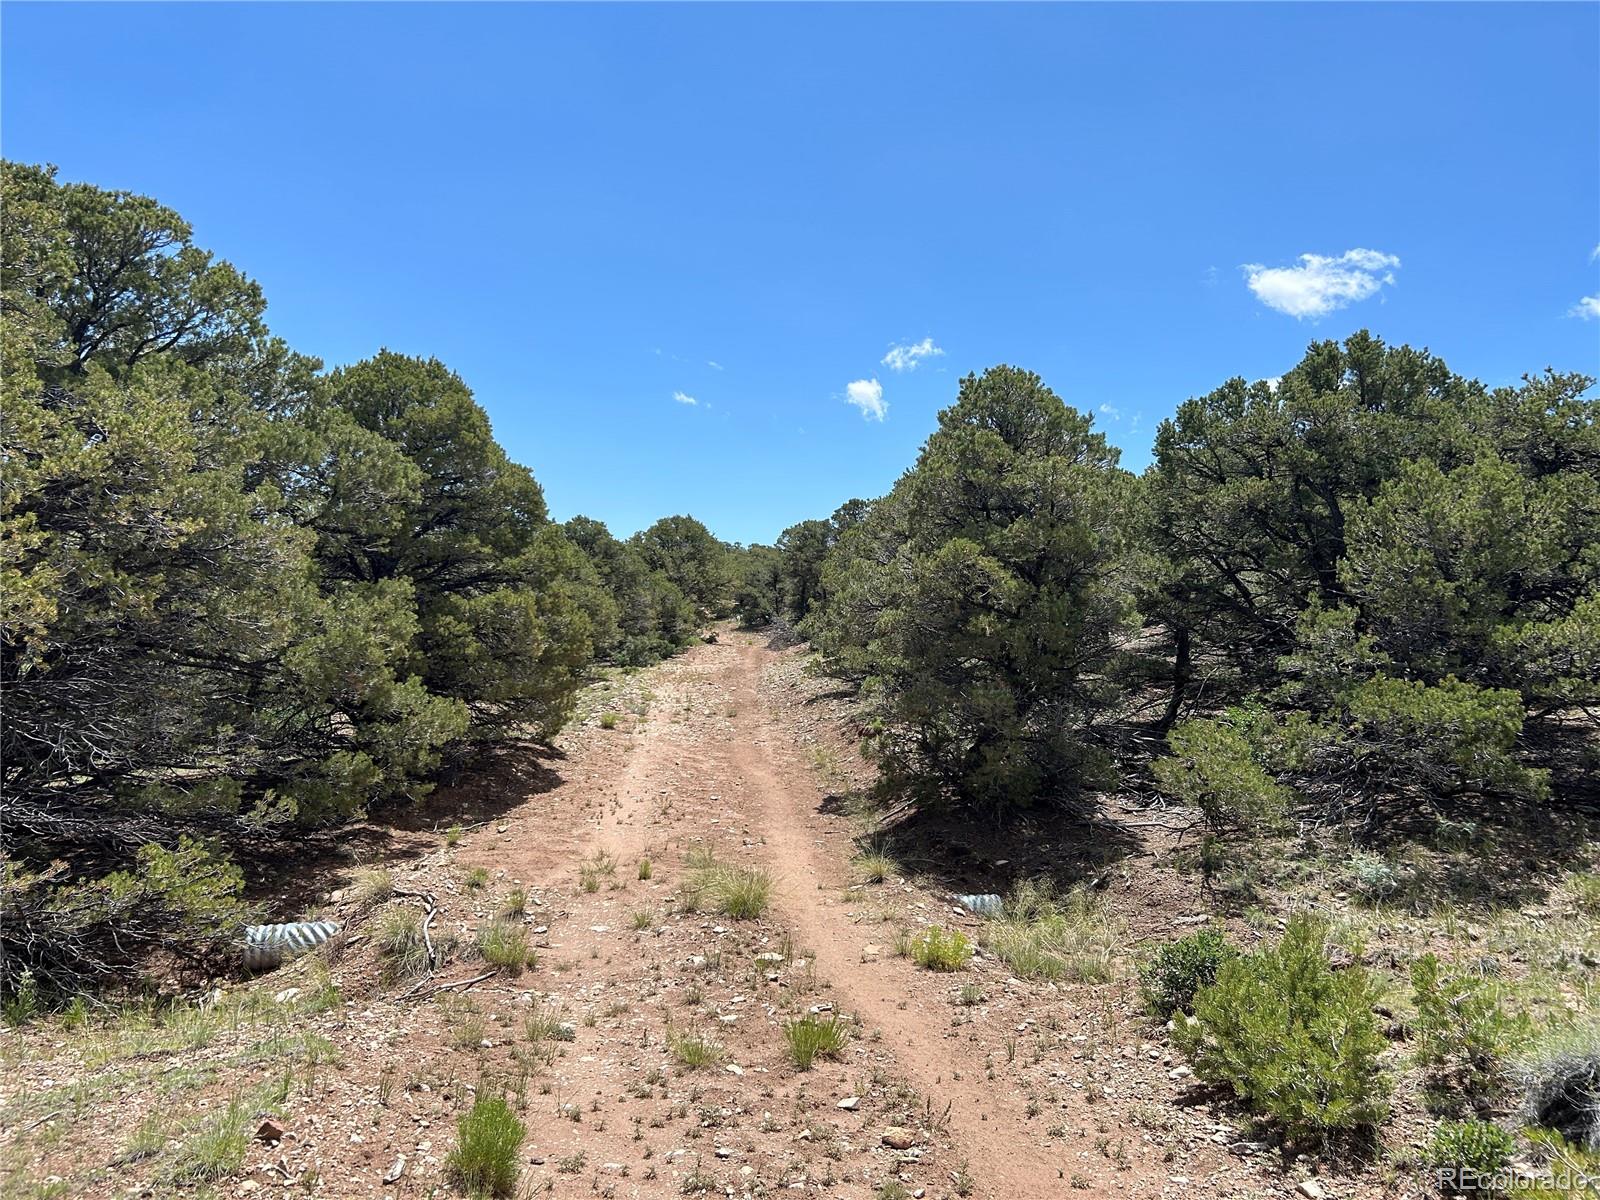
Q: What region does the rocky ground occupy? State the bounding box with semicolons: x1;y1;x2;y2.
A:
4;629;1596;1199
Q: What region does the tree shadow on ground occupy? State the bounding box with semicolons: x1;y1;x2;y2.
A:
821;788;1147;900
239;740;567;920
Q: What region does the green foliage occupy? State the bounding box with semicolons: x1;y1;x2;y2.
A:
783;1015;851;1069
446;1095;526;1198
1152;718;1289;837
476;921;533;973
903;926;972;972
807;366;1140;814
1139;928;1236;1017
1174;915;1389;1143
0;163;706;997
1410;953;1532;1095
1428;1120;1516;1191
669;1030;725;1069
629;514;736;619
682;865;771;920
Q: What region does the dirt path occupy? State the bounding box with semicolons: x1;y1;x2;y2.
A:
721;637;1086;1198
3;630;1250;1199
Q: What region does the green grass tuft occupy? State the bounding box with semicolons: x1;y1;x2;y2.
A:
446;1095;526;1198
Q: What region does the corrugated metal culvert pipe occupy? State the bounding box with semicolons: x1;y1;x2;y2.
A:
243;920;340;971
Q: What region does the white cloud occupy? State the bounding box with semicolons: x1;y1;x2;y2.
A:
881;337;944;373
1264;376;1283;393
1571;296;1600;321
845;378;886;421
1591;244;1599;263
672;390;698;406
1242;248;1401;319
1098;403;1121;421
707;360;723;371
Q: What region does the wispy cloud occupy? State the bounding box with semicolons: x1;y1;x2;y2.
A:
1571;296;1600;321
881;337;944;373
672;390;698;406
845;378;886;421
1242;248;1400;319
1098;403;1121;421
707;360;723;371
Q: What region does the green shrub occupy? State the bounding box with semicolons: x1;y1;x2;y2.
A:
682;864;771;920
903;926;972;972
1174;915;1389;1143
464;866;491;890
476;921;533;973
669;1030;724;1069
600;711;619;730
446;1095;526;1198
783;1015;850;1069
1153;718;1289;837
1427;1120;1515;1192
1411;953;1530;1095
1139;928;1235;1017
982;880;1117;983
853;852;897;884
638;858;652;881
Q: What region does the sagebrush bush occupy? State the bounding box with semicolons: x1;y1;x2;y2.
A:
982;880;1117;983
903;925;972;972
1139;928;1235;1016
1519;1020;1600;1150
446;1095;526;1198
1411;953;1530;1095
1174;915;1389;1143
784;1015;850;1069
1346;852;1399;902
1427;1120;1515;1190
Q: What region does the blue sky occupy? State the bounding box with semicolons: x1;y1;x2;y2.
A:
4;3;1597;545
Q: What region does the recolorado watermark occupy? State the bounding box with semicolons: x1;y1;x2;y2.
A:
1436;1164;1599;1194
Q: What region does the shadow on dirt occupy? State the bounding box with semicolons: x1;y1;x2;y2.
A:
822;787;1148;900
240;740;567;919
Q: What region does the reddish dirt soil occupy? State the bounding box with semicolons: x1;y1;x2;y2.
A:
3;631;1402;1199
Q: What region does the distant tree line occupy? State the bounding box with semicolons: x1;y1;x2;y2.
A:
0;163;752;999
738;345;1597;845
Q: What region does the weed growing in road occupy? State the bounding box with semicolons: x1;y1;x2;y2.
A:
783;1015;850;1069
497;889;527;917
476;921;534;973
580;851;618;893
902;926;972;972
680;855;771;919
465;865;491;890
600;711;620;730
638;858;653;880
669;1030;725;1069
631;909;656;930
446;1095;525;1198
445;824;463;848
